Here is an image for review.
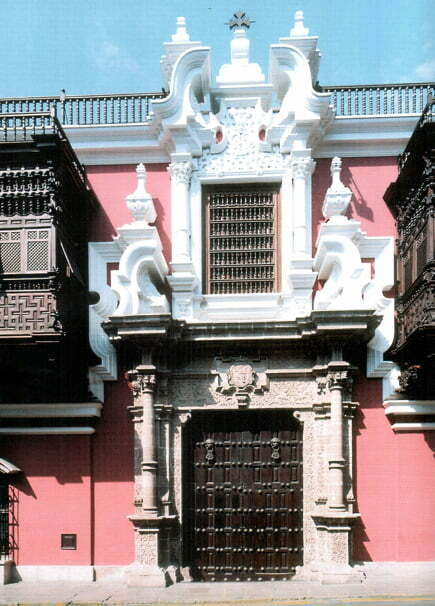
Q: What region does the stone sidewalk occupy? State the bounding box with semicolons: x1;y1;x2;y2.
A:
1;563;435;605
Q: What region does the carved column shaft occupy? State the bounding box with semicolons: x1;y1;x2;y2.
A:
129;365;158;516
169;161;193;263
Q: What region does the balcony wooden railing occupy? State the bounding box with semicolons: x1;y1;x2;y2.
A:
0;84;434;127
0;111;87;182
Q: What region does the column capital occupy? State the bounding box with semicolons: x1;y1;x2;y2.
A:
128;365;157;397
327;362;353;393
290;155;316;179
168;161;193;185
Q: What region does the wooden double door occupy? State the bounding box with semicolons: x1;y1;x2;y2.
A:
184;410;303;581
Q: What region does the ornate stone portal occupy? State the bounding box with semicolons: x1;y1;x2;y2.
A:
121;344;365;585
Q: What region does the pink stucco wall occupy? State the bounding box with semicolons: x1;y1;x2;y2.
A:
353;377;435;561
312;157;398;247
92;378;135;565
1;377;135;566
86;164;171;262
1;436;92;565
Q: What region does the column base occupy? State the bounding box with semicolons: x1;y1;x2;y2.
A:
311;511;361;582
294;563;364;584
126;563;168;587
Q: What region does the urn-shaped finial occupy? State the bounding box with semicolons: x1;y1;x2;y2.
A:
125;163;157;224
322;157;353;220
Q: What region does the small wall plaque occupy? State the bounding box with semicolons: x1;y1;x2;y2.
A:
61;533;77;550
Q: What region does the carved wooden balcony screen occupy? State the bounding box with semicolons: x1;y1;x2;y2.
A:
0;227;52;274
204;186;280;295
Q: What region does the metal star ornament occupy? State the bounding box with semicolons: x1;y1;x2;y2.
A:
225;11;254;30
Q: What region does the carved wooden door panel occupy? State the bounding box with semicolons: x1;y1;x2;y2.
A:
184;410;303;581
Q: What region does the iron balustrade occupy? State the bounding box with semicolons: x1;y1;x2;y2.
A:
323;83;435;117
0;85;434;127
0;92;166;126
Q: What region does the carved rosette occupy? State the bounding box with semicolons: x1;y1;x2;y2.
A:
168;161;193;185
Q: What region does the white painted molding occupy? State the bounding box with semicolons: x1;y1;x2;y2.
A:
63;114;422;166
216;27;265;86
315;162;398;400
384;400;435;417
111;225;170;316
391;422;435;432
279;10;321;84
88;241;121;402
0;403;102;418
160;17;202;88
0;458;21;474
0;427;96;435
268;43;333;153
361;236;400;400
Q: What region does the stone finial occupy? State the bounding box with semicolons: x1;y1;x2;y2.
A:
125;163;157;224
322;157;352;220
160;17;201;88
290;10;309;37
216;15;265;85
171;16;190;42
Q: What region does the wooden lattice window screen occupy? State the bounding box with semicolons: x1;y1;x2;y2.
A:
0;228;51;274
204;186;280;294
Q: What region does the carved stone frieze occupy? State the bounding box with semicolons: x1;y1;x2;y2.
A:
170;375;317;408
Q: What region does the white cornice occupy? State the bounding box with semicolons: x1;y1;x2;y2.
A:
0;427;96;435
0;403;102;418
317;114;419;158
384;400;435;432
66;114;421;166
0;457;21;474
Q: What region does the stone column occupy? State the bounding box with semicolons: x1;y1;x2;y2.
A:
290;152;316;257
310;360;361;584
127;364;166;587
168;161;193;264
326;362;350;511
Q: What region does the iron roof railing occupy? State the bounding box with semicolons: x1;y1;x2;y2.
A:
0;84;433;127
322;83;435;117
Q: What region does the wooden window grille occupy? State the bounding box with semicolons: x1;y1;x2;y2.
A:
0;228;51;274
204;186;280;295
